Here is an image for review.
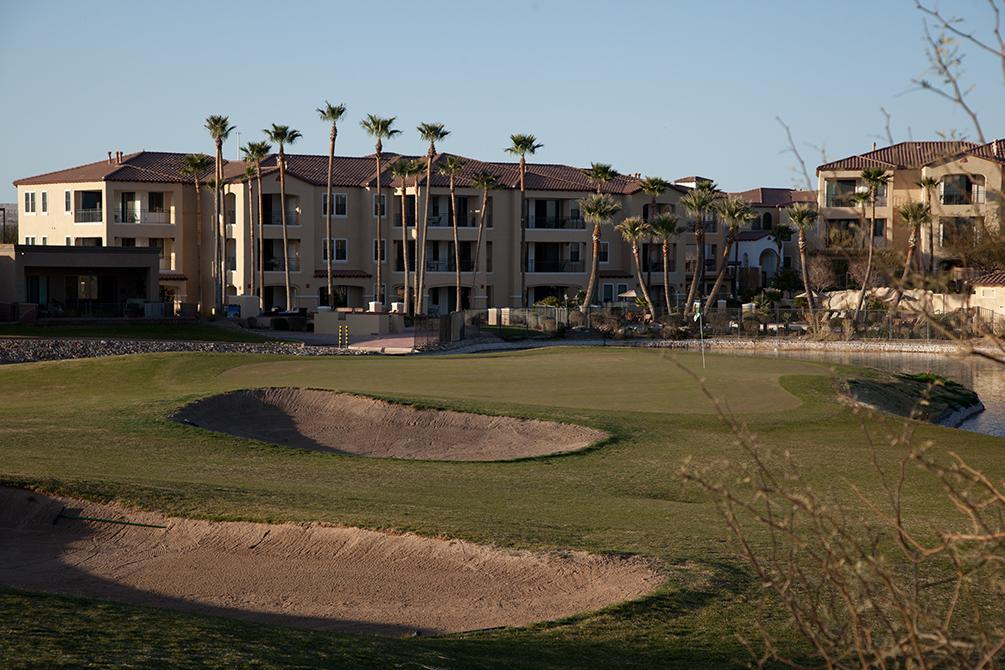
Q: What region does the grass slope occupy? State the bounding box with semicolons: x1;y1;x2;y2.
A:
0;348;1000;668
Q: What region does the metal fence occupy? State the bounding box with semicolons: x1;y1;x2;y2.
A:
410;305;1005;348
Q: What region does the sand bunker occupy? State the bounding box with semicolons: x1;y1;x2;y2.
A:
0;488;660;635
173;388;607;461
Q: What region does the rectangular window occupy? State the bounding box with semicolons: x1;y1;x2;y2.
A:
322;193;348;217
148;238;165;258
148;192;165;212
322;238;348;262
598;242;610;263
373;238;386;261
617;283;629;298
872;219;886;237
24;192;36;213
41;236;47;245
120;237;136;247
25;236;36;244
602;283;614;302
372;194;387;217
570;243;581;263
65;236;72;246
486;241;493;272
41;192;48;214
64;190;72;213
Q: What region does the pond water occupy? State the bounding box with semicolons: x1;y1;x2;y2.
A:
743;349;1005;438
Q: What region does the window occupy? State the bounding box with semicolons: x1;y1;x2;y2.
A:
120;237;136;247
760;212;772;230
486;241;493;272
25;236;36;244
872;219;886;237
602;283;614;302
41;192;48;214
373;239;386;261
65;236;72;246
148;238;165;258
41;236;47;245
570;244;581;263
598;242;610;263
372;194;387;217
617;283;629;298
64;190;72;213
322;193;348;217
148;192;165;212
322;238;348;262
24;192;36;214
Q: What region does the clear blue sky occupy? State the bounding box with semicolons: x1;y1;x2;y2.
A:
2;0;1003;201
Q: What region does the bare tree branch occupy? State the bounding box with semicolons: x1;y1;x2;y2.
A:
915;0;1005;87
913;21;987;143
776;116;815;191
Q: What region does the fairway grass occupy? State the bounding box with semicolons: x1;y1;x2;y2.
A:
0;347;1001;668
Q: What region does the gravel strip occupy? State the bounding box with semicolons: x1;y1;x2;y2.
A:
0;337;371;365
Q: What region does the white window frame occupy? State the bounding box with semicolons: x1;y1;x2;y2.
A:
322;192;348;218
65;236;73;246
25;236;36;244
321;237;348;263
40;191;48;214
372;194;387;218
24;192;36;214
41;236;47;245
64;190;72;213
373;238;386;262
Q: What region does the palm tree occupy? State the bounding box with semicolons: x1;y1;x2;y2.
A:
893;201;930;309
389;158;415;314
638;176;672;288
263;124;302;309
180;153;213;310
579;194;622;313
471;170;500;308
787;203;819;327
415;122;450;315
506;133;543;307
240;141;271;311
649;213;681;314
854;168;891;319
704;197;755;314
583;163;618;195
680;181;718;316
205;115;235;312
360;115;400;307
917;176;939;273
242;165;257;305
317;101;347;309
438;156;467;311
615;216;657;321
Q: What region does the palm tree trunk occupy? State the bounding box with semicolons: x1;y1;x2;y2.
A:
893;224;918;310
215;141;225;312
703;233;735;314
375;150;383;307
685;220;704;316
581;222;601;313
400;183;410;313
411;174;421;316
450;177;461;311
247;181;255;307
325;127;335;309
212;178;220;314
255;163;264;311
662;240;672;314
798;230;816;328
926;187;936;274
279;149;292;309
193;179;203;311
416;152;433;315
854;198;877;319
631;241;657;321
645;196;656;289
220;185;229;309
519;158;527;307
472;188;488;309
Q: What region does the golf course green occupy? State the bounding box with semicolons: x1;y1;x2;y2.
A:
1;347;1000;668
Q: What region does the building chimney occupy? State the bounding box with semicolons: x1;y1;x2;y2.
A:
116;151;123;164
107;151;113;164
872;142;877;151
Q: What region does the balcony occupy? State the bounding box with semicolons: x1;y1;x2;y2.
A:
74;209;103;223
940;190;986;206
264;257;300;272
684;258;717;274
527;215;586;230
426;259;474;272
427;213;479;228
114;208;172;224
525;260;585;273
265;211;300;226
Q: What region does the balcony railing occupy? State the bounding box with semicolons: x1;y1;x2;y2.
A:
525;260;585;273
527;215;586;230
684;258;717;274
941;190;986;205
114;208;172;224
264;258;301;272
426;259;474;272
265;211;300;226
826;194;887;208
427;213;479;227
74;209;103;223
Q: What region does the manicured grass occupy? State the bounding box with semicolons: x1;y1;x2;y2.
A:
0;322;275;342
0;348;1001;668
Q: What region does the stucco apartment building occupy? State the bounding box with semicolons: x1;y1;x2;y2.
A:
816;140;1005;276
14;151;736;313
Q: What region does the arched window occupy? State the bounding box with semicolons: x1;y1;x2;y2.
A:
762;212;773;229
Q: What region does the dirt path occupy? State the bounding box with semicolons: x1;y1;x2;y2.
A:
0;488;662;635
173;388;607;461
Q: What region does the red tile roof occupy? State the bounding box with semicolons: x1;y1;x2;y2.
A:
965;139;1005;165
312;269;372;279
732;187;816;208
14;151;221;186
975;270;1005;286
817;141;978;172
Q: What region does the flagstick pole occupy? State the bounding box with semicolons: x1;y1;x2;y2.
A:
699;309;706;369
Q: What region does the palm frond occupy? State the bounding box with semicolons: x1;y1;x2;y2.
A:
506;133;543;156
638;176;672;197
579;194;622;223
786;203;818;230
205;115;235;141
615;216;652;242
317;101;347;123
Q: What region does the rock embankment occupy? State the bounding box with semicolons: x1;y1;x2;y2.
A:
0;338;369;364
845;371;984;427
